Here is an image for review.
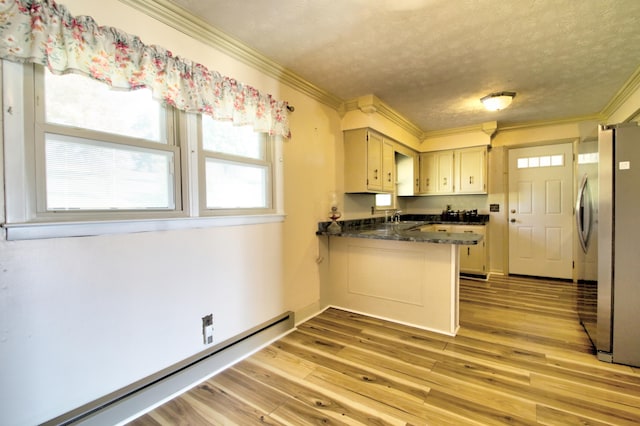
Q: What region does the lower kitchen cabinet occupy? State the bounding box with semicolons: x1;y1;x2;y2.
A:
452;225;487;278
420;223;489;278
325;236;461;335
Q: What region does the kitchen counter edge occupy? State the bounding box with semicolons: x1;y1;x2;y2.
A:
316;214;488;245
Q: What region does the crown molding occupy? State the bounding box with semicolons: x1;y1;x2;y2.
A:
117;0;343;110
422;114;604;139
498;113;604;132
600;64;640;120
343;95;424;139
423;123;490;139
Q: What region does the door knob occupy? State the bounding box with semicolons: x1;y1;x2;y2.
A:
510;218;516;223
511;209;516;214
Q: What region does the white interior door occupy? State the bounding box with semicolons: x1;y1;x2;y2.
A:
508;143;573;279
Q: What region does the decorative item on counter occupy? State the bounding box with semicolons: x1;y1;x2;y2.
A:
327;191;342;234
327;206;342;234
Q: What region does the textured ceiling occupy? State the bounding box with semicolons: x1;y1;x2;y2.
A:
169;0;640;132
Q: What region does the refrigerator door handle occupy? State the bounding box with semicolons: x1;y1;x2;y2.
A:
576;173;591;253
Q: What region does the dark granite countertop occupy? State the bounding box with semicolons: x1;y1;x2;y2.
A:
316;214;487;245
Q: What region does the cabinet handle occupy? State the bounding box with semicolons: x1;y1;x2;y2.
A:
443;177;447;186
374;169;378;180
416;178;419;187
387;172;392;182
469;176;474;184
426;178;430;187
467;247;470;256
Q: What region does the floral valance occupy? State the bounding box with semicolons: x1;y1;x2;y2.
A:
0;0;291;137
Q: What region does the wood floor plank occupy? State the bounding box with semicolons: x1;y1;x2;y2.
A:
274;337;432;404
530;373;640;415
305;363;477;425
208;367;290;414
423;388;537;425
429;358;638;425
130;275;640;425
239;358;402;426
535;404;613;426
268;397;353;426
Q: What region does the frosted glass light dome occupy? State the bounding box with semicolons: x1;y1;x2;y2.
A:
481;91;516;111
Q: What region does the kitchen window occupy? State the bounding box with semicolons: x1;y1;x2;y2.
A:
2;62;284;240
374;193;395;210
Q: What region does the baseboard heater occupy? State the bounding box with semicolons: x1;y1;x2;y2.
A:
44;311;295;426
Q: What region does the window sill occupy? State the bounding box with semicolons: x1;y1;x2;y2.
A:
2;214;286;241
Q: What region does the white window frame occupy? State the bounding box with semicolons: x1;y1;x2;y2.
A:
1;61;285;240
33;65;184;219
197;116;275;216
374;192;396;211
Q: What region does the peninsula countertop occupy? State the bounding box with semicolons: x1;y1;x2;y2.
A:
316;214;487;245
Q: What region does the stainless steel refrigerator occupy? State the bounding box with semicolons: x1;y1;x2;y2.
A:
576;122;640;367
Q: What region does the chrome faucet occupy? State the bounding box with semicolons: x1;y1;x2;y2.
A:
393;210;402;223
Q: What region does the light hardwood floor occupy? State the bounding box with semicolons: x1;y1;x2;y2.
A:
130;275;640;425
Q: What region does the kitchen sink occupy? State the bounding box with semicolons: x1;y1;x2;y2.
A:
360;228;399;236
380;221;425;228
361;221;425;235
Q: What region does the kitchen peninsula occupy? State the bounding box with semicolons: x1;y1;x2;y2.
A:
317;216;485;336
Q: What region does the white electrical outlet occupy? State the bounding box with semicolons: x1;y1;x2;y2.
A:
202;314;214;344
204;324;214;344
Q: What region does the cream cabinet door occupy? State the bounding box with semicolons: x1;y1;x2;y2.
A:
366;131;383;191
456;147;486;194
414;155;421;194
419;153;437;194
436;151;454;193
453;225;486;275
419;151;454;194
382;140;395;192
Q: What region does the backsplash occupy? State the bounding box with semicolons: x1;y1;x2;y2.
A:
339;193;490;221
403;193;490;214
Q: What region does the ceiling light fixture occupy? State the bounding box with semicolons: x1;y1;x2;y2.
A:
481;91;516;111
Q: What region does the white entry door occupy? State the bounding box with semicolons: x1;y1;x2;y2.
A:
508;143;573;279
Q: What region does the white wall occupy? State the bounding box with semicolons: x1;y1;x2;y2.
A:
0;1;340;424
1;224;284;424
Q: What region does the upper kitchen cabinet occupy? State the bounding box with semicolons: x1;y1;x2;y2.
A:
418;146;487;195
456;146;487;194
344;128;395;193
418;151;453;194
